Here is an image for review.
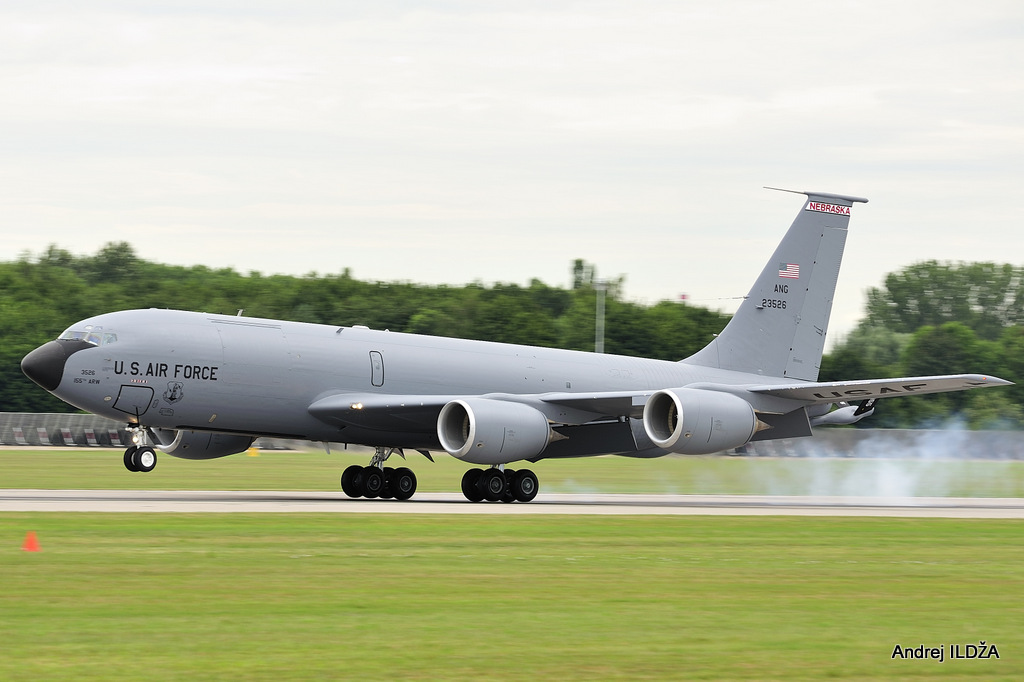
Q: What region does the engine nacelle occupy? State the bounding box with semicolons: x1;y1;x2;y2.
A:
642;388;758;455
437;398;552;465
148;428;256;460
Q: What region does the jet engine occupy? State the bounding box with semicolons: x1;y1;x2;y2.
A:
148;428;256;460
642;388;758;455
437;398;552;465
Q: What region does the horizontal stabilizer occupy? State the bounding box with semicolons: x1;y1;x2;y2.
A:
749;374;1012;405
809;401;875;426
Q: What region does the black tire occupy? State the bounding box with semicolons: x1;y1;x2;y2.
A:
480;469;506;502
501;469;517;503
380;467;396;499
123;446;139;472
512;469;539;503
392;467;417;501
132;447;157;473
341;465;362;498
461;469;484;502
360;466;384;499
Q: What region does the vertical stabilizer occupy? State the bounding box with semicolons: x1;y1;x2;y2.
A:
685;190;868;381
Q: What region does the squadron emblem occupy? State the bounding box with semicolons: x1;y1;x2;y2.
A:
163;381;184;404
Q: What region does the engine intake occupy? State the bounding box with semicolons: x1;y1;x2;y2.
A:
148;428;256;460
642;388;758;455
437;398;552;465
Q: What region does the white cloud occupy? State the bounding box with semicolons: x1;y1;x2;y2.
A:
1;0;1022;347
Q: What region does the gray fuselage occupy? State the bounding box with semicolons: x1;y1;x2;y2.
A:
48;308;779;452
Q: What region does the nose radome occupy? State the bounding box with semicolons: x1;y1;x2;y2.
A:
21;340;93;392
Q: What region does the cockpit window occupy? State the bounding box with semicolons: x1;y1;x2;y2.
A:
58;326;117;346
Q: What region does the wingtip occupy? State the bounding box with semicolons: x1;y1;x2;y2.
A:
968;374;1014;386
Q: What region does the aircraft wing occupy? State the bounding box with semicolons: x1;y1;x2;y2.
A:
308;393;455;430
307;390;656;431
308;374;1012;434
748;374;1012;404
501;391;653;422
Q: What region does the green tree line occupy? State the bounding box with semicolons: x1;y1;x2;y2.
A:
0;247;729;412
3;246;1021;428
820;261;1024;429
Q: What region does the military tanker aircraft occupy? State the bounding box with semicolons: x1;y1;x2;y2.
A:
21;190;1011;502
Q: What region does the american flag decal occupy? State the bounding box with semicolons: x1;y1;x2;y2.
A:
778;263;800;279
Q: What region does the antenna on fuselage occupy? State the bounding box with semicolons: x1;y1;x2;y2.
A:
237;310;244;317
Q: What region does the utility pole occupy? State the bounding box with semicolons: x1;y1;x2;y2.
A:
595;279;607;353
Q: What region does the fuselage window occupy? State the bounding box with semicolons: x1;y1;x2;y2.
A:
58;328;118;346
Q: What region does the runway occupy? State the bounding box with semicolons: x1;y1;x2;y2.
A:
2;489;1024;517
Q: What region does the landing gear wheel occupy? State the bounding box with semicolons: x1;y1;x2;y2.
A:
341;465;362;498
360;466;384;499
461;469;484;502
123;446;139;472
132;447;157;473
380;467;396;499
341;447;419;502
392;467;417;501
480;468;506;502
512;469;539;503
501;469;517;503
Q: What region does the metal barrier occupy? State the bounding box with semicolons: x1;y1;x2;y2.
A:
1;413;1021;458
738;426;1024;459
0;413;129;447
0;413;293;451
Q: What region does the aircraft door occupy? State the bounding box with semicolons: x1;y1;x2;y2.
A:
113;385;155;420
370;351;384;387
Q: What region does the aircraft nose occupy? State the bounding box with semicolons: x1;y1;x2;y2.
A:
21;340;90;392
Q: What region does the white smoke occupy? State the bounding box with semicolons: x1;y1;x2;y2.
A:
740;419;1021;500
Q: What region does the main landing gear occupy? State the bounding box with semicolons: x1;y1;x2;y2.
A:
337;449;539;503
122;426;157;473
341;447;417;501
461;467;538;503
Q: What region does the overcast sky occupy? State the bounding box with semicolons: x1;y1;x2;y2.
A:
2;1;1022;344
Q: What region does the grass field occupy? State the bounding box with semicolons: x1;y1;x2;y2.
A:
2;514;1022;681
4;447;1024;497
2;450;1023;680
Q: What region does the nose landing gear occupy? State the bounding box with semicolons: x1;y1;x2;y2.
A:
122;426;157;472
122;445;157;472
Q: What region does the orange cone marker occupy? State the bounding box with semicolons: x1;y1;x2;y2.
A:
22;531;41;552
